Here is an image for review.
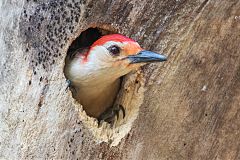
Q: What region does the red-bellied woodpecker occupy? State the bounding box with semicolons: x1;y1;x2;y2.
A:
64;34;167;124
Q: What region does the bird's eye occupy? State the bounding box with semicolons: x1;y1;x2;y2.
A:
108;45;120;56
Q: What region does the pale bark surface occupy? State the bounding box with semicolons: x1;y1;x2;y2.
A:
0;0;240;159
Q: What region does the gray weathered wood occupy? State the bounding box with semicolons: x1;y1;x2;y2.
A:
0;0;239;159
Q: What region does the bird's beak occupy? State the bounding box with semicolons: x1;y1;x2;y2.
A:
127;50;167;64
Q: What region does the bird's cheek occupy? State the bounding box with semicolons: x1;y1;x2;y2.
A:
127;63;143;70
113;59;144;71
112;59;130;68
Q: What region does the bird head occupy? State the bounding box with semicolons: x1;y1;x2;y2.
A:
67;34;167;85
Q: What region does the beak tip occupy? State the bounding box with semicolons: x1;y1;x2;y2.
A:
160;55;168;61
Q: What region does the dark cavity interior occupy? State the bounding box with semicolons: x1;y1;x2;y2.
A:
67;27;114;55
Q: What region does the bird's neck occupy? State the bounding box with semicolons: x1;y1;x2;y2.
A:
72;78;121;118
75;77;120;97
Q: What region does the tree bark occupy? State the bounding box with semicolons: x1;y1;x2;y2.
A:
0;0;240;159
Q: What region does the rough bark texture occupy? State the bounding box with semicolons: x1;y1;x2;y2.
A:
0;0;240;159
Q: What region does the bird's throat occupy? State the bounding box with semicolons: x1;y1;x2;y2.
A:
72;78;121;118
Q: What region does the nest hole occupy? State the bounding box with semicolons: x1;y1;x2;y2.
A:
65;27;117;117
64;27;116;118
64;27;144;146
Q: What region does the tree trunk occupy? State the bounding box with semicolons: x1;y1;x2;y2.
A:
0;0;240;159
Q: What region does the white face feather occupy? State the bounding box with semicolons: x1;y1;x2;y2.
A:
66;41;134;87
